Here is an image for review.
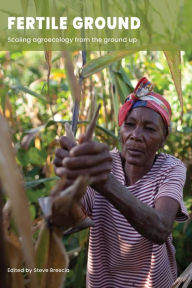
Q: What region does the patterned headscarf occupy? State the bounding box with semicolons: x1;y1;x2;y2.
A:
118;77;172;129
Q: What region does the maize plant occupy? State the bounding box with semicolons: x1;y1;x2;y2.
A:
0;115;91;288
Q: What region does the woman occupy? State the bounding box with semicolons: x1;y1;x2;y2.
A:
54;77;189;288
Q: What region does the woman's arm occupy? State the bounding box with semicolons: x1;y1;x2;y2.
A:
54;138;179;244
93;173;179;245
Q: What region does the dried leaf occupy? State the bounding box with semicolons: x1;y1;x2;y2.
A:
35;221;50;288
0;183;7;287
0;115;37;288
62;51;81;104
83;103;101;142
62;51;82;135
51;176;90;229
35;222;69;288
5;96;13;120
45;51;52;77
5;236;25;288
50;177;66;198
64;123;76;143
164;51;183;116
35;136;41;150
45;229;69;288
21;132;39;150
171;262;192;288
3;200;12;234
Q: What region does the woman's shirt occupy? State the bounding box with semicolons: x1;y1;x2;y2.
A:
81;150;189;288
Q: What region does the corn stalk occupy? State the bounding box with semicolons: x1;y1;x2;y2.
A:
0;115;70;288
0;182;7;287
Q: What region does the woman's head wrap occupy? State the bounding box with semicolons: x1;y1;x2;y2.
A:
118;77;172;129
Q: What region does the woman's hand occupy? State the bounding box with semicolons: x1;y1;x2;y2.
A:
61;137;112;189
50;176;89;228
53;133;112;190
53;136;76;177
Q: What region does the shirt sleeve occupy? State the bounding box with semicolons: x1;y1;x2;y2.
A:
154;162;189;222
81;186;96;217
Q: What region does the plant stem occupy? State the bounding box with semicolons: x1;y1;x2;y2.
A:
0;183;7;287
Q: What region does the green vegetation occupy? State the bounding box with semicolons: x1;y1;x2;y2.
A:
0;50;191;287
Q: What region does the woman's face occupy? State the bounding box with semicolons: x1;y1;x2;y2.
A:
120;107;167;166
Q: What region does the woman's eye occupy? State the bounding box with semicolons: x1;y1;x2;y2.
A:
125;122;135;126
146;126;155;131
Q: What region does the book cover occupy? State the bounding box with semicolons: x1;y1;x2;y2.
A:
0;1;192;288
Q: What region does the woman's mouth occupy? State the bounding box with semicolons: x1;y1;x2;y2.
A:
127;148;144;156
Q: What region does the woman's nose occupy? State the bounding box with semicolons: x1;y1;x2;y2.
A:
130;127;143;141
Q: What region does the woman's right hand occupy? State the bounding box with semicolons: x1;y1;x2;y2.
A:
53;136;76;177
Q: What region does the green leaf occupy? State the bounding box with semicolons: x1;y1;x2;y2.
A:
0;88;8;113
20;0;29;16
27;189;45;203
118;67;134;92
29;204;36;221
72;249;86;288
34;0;50;16
25;177;59;189
111;64;134;104
110;69;120;127
11;84;47;102
81;51;136;79
0;9;21;17
28;147;47;165
164;51;183;115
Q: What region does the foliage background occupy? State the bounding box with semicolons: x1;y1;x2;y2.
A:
0;50;191;287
